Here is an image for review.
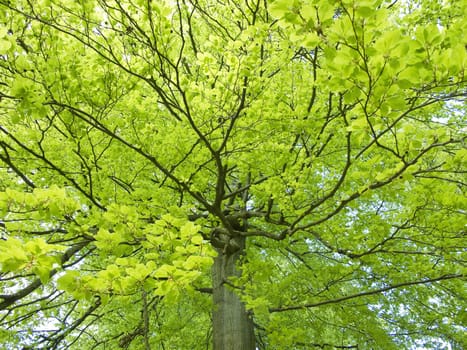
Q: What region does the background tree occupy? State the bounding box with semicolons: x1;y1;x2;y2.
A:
0;0;466;349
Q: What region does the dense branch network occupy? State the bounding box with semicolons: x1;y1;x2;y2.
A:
0;0;465;348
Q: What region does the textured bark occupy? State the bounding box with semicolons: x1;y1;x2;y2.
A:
212;237;255;350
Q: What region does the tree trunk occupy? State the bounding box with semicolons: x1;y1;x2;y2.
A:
212;236;255;350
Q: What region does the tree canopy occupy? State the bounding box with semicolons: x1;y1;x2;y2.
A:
0;0;466;349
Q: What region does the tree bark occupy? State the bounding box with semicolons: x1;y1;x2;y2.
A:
212;236;255;350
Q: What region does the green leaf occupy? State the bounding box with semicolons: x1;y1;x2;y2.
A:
180;221;199;237
154;264;176;278
0;238;29;272
57;271;81;292
0;38;11;53
182;255;211;270
94;228;124;251
191;234;204;245
269;0;293;19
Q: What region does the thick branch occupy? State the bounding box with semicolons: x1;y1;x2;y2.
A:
269;274;465;313
0;241;90;310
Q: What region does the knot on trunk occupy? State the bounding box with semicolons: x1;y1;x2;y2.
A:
210;227;242;254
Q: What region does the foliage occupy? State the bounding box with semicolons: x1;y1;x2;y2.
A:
0;0;466;349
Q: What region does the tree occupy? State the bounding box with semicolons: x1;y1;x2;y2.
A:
0;0;466;348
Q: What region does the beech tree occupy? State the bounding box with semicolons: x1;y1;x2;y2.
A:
0;0;466;349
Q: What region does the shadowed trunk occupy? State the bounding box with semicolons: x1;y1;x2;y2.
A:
212;236;255;350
